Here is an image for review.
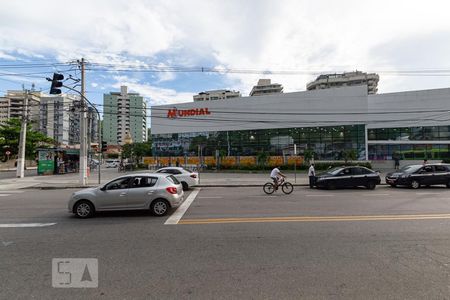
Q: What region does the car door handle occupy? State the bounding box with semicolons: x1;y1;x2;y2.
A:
147;191;154;195
120;192;127;196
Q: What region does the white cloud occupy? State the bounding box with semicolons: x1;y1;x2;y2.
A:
111;75;194;105
0;51;16;60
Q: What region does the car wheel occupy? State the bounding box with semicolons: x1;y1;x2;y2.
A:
74;200;94;218
410;180;420;189
366;181;376;190
150;199;170;216
389;184;397;188
181;182;189;191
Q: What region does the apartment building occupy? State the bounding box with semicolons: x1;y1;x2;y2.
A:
249;79;283;96
307;71;379;94
103;86;147;145
193;89;241;101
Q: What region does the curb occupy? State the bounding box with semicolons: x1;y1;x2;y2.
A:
21;185;97;190
21;183;389;189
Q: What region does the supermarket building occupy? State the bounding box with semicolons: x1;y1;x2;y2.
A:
150;85;450;164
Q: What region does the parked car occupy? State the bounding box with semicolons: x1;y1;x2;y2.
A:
314;166;381;190
385;163;450;189
105;159;120;168
68;173;184;218
156;167;199;191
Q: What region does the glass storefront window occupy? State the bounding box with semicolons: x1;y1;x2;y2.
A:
153;125;366;160
369;143;450;160
368;125;450;141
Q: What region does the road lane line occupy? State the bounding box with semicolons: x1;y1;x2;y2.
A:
178;213;450;225
198;196;223;199
364;194;390;196
305;194;334;197
165;189;201;225
0;194;11;197
0;223;56;228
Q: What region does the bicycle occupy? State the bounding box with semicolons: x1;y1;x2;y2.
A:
263;177;294;195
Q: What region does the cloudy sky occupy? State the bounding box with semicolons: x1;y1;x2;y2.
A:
0;0;450;108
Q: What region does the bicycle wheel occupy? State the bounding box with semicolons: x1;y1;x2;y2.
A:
282;182;294;194
263;182;275;194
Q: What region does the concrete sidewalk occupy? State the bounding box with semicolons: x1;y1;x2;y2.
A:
0;169;392;190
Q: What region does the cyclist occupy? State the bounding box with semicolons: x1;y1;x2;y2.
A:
270;166;286;190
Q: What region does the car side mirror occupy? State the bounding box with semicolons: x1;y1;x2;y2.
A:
100;185;107;191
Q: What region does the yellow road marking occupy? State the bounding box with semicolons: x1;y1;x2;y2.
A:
178;213;450;225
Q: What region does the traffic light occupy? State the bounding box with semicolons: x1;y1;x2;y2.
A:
101;141;107;152
49;73;64;94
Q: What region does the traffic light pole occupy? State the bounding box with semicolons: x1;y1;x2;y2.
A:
16;90;28;178
79;58;88;186
61;82;101;185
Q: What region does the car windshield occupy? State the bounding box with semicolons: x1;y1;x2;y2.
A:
327;167;345;175
400;165;422;174
166;175;180;184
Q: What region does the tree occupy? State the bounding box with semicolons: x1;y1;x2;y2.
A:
121;142;152;163
0;118;54;161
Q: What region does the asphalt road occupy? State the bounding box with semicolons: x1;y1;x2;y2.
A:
0;186;449;299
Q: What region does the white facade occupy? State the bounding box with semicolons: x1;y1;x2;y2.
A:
307;71;379;94
152;85;450;134
193;89;241;101
151;85;450;161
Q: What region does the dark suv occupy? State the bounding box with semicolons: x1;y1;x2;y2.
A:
385;163;450;189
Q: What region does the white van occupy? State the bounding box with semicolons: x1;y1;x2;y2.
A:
105;159;120;168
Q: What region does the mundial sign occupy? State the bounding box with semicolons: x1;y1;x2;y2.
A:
167;107;211;119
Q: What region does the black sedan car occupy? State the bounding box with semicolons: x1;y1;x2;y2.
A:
314;166;381;190
385;163;450;189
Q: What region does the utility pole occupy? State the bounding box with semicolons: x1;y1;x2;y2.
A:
16;89;28;178
79;58;88;185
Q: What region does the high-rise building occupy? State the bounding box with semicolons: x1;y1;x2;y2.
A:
0;97;10;124
39;95;98;146
307;71;379;94
69;105;99;146
40;95;75;145
103;86;147;145
193;89;241;101
3;90;42;129
249;79;283;96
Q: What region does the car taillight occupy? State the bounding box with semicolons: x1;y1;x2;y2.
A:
190;174;197;178
166;187;177;194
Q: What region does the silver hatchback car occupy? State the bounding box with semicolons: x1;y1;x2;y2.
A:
68;173;184;218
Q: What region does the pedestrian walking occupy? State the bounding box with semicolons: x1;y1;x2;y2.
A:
308;163;315;188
